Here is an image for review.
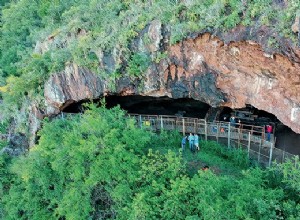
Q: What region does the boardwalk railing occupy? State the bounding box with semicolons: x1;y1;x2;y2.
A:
128;114;296;167
128;113;266;143
57;112;298;167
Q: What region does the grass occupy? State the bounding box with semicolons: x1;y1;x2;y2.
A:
182;148;246;177
149;133;251;178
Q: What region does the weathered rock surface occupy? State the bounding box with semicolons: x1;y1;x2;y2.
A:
0;133;28;157
44;31;300;134
167;33;300;133
44;63;104;114
28;103;44;146
136;20;163;53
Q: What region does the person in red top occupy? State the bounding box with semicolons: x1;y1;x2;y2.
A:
266;124;273;141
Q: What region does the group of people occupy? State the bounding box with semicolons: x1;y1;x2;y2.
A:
230;116;273;142
181;133;200;153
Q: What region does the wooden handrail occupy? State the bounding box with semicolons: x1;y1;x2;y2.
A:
46;112;298;166
127;113;265;136
127;113;275;155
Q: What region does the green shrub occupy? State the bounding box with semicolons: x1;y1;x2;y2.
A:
1;106;300;219
201;141;249;168
127;52;150;78
153;51;168;64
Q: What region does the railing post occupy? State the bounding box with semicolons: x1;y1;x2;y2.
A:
182;118;185;135
247;132;251;158
228;123;231;148
269;142;273;167
194;119;196;133
262;126;265;145
204;120;207;141
139;115;142;129
238;127;241;148
282;150;285;163
160;116;163;130
216;123;219;143
173;118;175;130
258;139;262;163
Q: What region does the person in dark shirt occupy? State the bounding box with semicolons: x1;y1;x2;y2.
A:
230;116;236;126
181;136;187;151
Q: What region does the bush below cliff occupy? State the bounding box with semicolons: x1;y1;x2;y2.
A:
1;105;300;219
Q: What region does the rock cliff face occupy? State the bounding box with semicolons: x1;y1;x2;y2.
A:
168;34;300;133
44;29;300;134
45;64;104;114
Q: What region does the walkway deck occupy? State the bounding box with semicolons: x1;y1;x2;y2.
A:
128;114;297;167
58;112;298;167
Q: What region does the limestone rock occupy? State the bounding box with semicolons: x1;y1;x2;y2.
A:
0;133;28;157
43;32;300;135
167;33;300;133
96;46;123;73
44;63;104;114
28;104;43;147
133;20;163;53
146;20;163;53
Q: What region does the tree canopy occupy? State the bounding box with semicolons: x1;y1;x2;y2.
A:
1;105;300;219
0;1;300;218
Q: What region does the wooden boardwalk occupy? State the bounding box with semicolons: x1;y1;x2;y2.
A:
58;112;298;167
128;114;297;167
129;113;267;144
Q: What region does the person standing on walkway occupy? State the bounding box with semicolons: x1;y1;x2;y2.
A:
181;136;187;151
266;124;273;141
188;133;195;152
194;133;199;151
230;115;236;127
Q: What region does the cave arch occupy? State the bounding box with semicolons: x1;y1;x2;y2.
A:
62;95;211;119
60;95;300;155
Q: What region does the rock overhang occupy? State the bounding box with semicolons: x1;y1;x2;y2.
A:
44;33;300;134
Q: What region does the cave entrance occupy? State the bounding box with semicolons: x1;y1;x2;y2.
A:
105;95;210;118
218;105;278;126
62;95;211;119
275;125;300;155
61;97;300;155
217;105;300;155
62;100;86;113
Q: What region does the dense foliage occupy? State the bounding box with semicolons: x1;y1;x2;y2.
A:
0;0;299;128
0;1;300;218
1;105;300;219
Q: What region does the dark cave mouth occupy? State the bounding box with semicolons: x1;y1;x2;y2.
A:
62;95;279;125
61;95;300;154
219;106;279;127
62;95;211;119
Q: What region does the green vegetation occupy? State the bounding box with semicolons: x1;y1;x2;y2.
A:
127;52;150;78
1;105;300;219
0;1;300;218
0;1;299;125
